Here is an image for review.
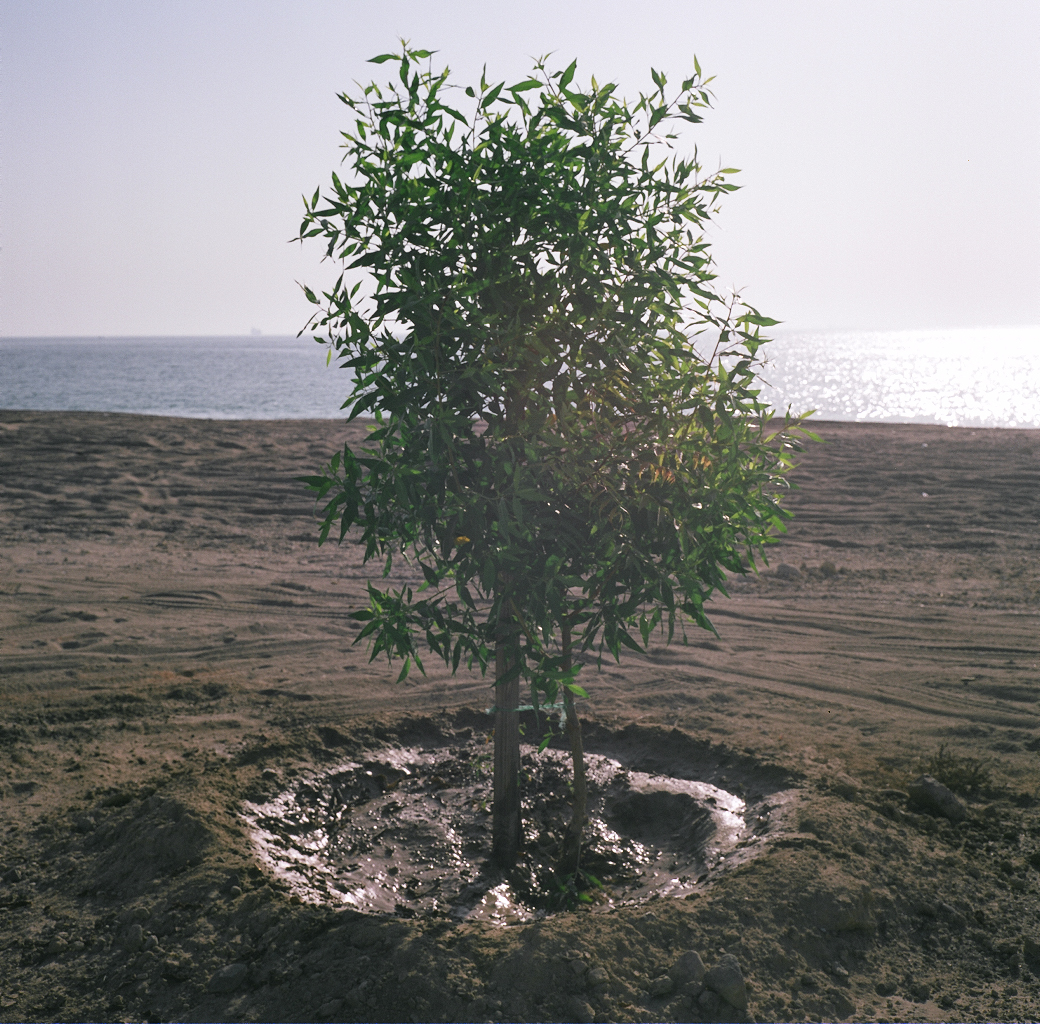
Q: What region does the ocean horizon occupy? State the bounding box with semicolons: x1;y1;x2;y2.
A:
2;327;1039;428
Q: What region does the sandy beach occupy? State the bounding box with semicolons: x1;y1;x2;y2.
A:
1;409;1038;1024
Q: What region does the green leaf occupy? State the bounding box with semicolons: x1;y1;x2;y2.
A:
481;82;505;108
368;53;400;64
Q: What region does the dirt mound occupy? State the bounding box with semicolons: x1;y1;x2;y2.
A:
83;794;214;894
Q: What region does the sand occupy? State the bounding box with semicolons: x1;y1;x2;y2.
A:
1;409;1038;1023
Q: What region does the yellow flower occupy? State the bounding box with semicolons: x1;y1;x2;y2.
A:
455;535;471;545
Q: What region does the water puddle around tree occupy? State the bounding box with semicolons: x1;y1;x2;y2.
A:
243;739;780;925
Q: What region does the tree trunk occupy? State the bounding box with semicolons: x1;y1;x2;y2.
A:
492;616;521;869
558;618;587;877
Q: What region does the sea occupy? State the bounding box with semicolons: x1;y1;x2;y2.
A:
1;328;1038;427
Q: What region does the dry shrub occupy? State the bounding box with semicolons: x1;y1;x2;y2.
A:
925;743;992;795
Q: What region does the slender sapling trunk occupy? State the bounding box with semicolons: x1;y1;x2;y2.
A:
492;615;521;868
558;617;587;876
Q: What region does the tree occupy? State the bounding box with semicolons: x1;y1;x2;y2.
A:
298;44;811;875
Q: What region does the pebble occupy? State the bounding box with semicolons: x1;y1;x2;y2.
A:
907;774;966;821
207;962;248;993
705;953;748;1010
122;923;144;953
775;563;801;581
649;974;674;997
668;950;706;988
908;980;931;1001
162;954;193;981
939;902;967;927
568;996;595;1023
587;966;609;987
830;773;861;800
47;933;69;955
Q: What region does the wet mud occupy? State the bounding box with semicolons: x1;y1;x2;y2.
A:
245;733;794;924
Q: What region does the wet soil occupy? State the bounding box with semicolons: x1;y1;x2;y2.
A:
1;411;1040;1023
245;734;790;924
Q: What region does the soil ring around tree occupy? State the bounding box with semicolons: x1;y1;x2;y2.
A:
243;715;800;925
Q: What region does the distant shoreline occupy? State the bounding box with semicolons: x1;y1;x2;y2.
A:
2;408;1039;431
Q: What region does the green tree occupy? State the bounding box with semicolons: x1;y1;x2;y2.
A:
298;44;810;874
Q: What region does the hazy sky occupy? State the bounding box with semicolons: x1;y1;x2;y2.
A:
2;0;1038;336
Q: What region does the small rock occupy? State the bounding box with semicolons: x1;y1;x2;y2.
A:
908;980;931;1001
1024;935;1040;964
649;974;674;997
162;954;193;981
122;923;144;953
775;563;801;581
587;966;609;987
828;988;857;1017
907;774;966;821
668;950;706;988
705;953;747;1010
207;962;248;993
570;959;589;977
568;996;595;1024
2;867;22;884
875;979;897;996
851;840;867;855
830;773;861;800
47;934;69;955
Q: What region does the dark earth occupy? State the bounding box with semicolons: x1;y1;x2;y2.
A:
1;410;1039;1023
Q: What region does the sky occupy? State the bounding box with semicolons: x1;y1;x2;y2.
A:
1;0;1038;337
